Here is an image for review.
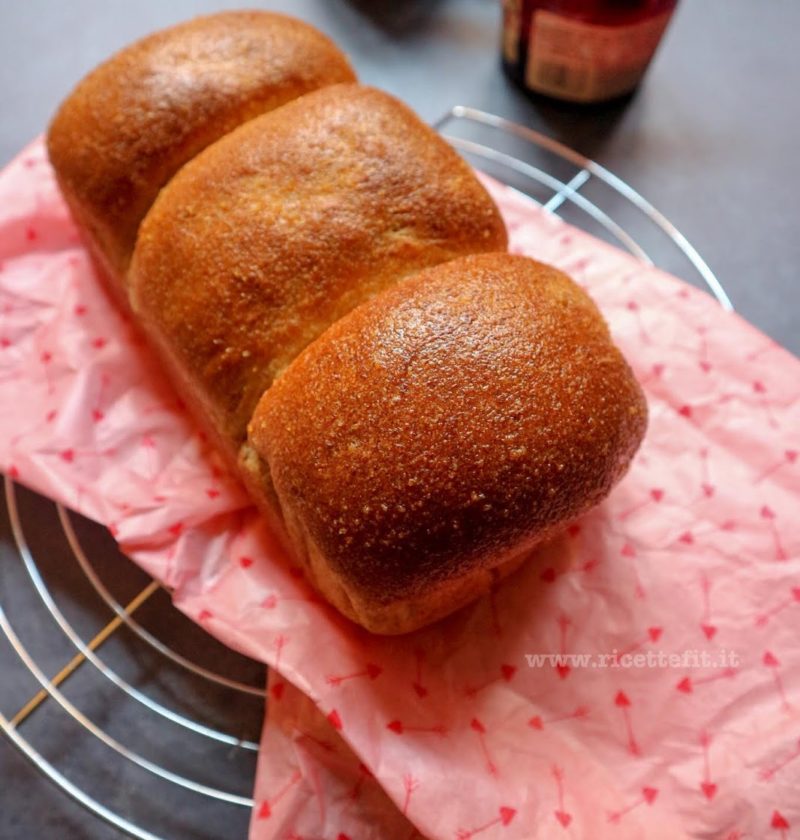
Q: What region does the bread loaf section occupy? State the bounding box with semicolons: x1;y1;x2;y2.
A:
47;11;356;284
48;15;647;635
248;254;647;633
128;84;508;448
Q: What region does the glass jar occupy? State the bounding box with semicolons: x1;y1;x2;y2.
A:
502;0;679;104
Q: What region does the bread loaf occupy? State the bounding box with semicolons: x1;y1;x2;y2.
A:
48;15;646;634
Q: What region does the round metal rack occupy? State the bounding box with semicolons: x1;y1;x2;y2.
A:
0;108;733;840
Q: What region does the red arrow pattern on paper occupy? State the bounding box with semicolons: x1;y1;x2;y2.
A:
670;516;738;550
607;786;658;823
615;625;663;659
676;667;738;694
470;718;497;777
90;371;111;424
273;634;287;671
555;613;572;679
326;662;383;687
456;805;516;839
754;586;800;627
618;539;647;599
552;765;572;829
387;719;447;737
259;590;322;610
695;324;712;372
257;769;303;819
463;663;517;698
412;646;429;698
529;705;589;731
764;650;792;712
761;505;789;561
615;691;640;756
758;738;800;781
699;730;717;801
623;298;654;346
699;573;717;639
698;447;716;500
617;486;665;520
755;449;798;484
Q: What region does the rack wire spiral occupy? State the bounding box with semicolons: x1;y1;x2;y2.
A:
0;108;733;839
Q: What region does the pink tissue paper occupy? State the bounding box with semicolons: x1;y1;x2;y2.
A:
0;139;798;840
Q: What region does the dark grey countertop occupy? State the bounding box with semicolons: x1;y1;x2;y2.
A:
1;1;798;838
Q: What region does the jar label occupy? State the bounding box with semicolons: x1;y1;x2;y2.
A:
525;9;673;102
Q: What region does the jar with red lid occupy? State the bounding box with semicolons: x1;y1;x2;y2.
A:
502;0;679;104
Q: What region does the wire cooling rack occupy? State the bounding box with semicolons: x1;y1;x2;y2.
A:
0;108;733;840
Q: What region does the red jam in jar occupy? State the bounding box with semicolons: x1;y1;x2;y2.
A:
502;0;679;104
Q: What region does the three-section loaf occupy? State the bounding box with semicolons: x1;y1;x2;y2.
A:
47;11;647;634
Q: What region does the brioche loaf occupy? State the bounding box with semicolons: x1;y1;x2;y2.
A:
48;14;646;634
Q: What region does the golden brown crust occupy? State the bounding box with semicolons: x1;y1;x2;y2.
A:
46;10;356;278
129;84;508;444
248;254;647;631
239;439;531;635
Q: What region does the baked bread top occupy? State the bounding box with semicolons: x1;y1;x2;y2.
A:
249;253;648;604
47;11;356;277
129;84;508;444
